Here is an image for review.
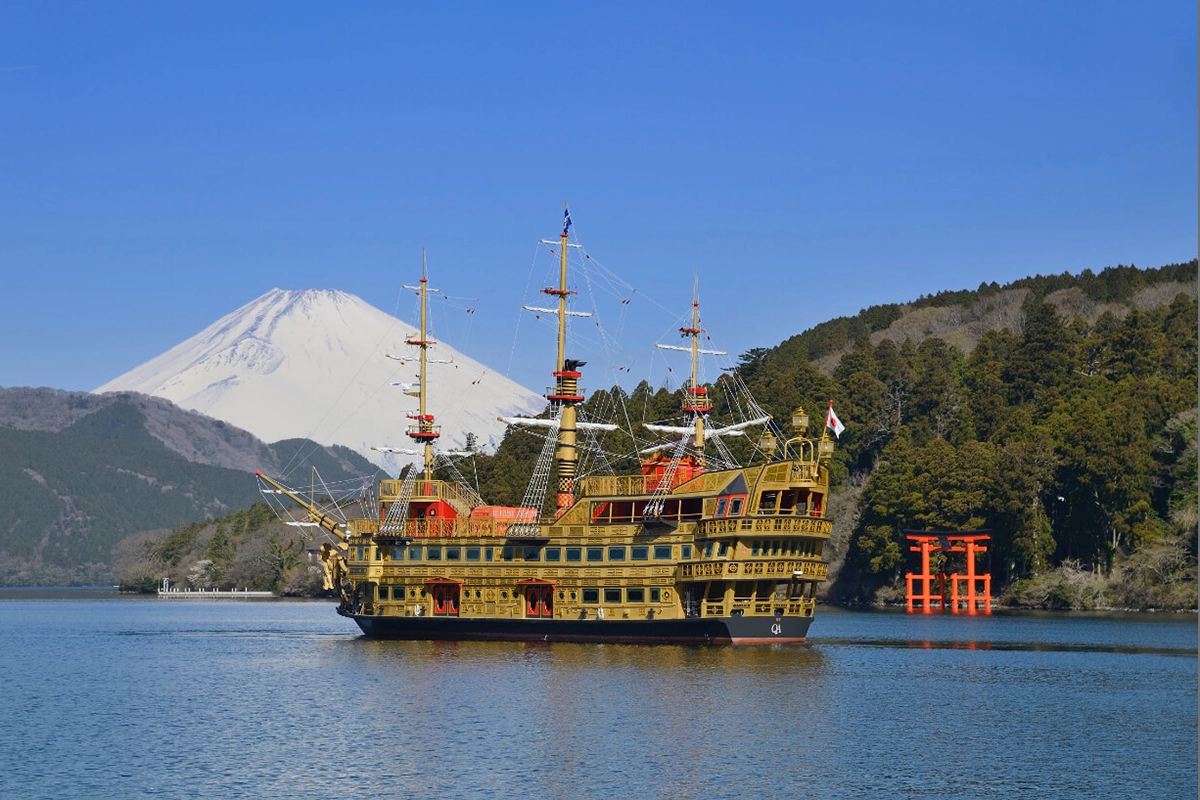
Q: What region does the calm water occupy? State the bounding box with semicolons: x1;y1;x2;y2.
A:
1;591;1194;799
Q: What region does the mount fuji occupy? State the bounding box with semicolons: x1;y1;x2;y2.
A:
95;289;547;475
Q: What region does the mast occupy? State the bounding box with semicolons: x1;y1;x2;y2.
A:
649;277;722;467
405;250;440;483
545;203;583;514
680;275;711;463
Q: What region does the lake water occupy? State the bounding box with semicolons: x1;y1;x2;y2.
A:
1;590;1194;799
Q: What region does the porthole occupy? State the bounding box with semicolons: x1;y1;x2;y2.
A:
663;590;671;600
501;590;508;600
570;591;577;600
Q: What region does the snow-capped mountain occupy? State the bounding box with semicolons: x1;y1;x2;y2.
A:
95;289;547;474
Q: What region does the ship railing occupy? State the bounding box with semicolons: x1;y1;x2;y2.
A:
696;516;833;537
576;474;653;497
361;517;546;540
378;479;478;505
789;462;820;481
759;460;822;482
679;559;829;581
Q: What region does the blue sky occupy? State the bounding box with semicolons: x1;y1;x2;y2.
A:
2;2;1195;395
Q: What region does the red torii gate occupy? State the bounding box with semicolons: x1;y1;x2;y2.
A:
904;530;992;615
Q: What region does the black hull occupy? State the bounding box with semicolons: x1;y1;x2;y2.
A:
340;608;812;644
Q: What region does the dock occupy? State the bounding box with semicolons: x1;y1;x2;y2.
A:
157;578;274;599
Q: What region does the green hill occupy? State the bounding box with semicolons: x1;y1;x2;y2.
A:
0;395;380;586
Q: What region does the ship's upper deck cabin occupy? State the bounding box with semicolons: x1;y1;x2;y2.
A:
357;433;832;543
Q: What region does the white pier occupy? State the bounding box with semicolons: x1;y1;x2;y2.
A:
157;578;274;599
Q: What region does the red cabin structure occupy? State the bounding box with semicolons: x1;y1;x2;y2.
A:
903;531;992;615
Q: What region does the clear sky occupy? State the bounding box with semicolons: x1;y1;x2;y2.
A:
2;2;1196;395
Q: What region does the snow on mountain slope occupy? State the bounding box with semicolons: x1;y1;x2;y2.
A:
94;289;547;474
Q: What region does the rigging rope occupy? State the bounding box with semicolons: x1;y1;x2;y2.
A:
515;408;562;524
644;434;691;521
435;452;484;507
381;466;417;534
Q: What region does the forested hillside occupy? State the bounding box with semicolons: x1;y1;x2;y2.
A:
0;392;380;586
464;260;1197;609
116;502;326;596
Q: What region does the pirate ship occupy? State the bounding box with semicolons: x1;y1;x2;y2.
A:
257;209;836;643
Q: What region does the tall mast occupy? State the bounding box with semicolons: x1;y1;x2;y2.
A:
405;249;440;483
650;276;724;466
544;203;584;514
680;276;712;464
557;205;569;377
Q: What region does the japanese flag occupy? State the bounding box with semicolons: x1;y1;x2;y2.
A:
825;402;845;438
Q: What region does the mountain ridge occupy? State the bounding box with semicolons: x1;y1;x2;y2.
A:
94;288;547;474
0;388;383;585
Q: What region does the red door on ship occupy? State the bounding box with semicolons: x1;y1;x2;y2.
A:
432;585;459;616
525;585;553;618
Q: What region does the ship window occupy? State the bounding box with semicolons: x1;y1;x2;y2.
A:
566;547;582;562
770;541;780;556
570;591;577;600
649;587;661;602
603;588;621;603
717;542;729;557
608;546;626;561
582;589;599;604
501;547;515;561
586;547;604;562
681;545;692;559
544;547;562;562
374;548;382;561
408;547;423;561
751;541;761;556
465;547;481;562
427;547;442;561
704;542;714;558
356;547;364;561
446;547;461;561
475;590;482;599
729;497;744;516
626;588;645;603
524;547;541;561
485;547;494;561
631;546;649;561
389;546;402;560
378;585;389;600
653;545;672;560
715;497;728;517
500;590;508;599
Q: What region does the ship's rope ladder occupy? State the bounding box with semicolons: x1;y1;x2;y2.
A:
381;465;418;535
509;409;562;535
